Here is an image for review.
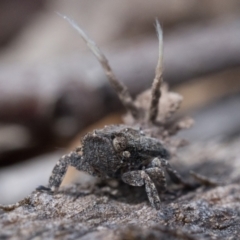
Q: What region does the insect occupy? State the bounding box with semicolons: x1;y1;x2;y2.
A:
38;15;192;210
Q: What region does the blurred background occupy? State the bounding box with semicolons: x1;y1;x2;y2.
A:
0;0;240;204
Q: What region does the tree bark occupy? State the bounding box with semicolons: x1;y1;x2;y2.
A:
1;134;240;239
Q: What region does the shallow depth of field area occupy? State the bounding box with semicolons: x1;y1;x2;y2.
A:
0;1;240;239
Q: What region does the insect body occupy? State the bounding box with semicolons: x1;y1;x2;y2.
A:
38;15;192;210
44;125;187;210
79;125;170;178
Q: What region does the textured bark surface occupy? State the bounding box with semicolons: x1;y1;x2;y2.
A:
1;135;240;240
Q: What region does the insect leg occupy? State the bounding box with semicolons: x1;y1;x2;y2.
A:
150;158;194;188
148;20;163;123
58;14;139;119
37;151;81;192
122;170;161;210
145;167;167;193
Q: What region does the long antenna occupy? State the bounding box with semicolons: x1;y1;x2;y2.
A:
57;13;139;119
148;20;163;123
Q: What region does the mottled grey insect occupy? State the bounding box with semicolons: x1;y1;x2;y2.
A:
38;15;191;210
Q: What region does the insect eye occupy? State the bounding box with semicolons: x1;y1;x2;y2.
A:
122;151;131;158
113;136;127;152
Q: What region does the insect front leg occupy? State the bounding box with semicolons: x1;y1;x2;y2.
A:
145;167;167;193
121;170;161;210
37;151;81;192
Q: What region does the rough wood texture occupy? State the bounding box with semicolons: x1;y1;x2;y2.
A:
1;134;240;239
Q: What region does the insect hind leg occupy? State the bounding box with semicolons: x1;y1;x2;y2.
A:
59;14;139;119
148;20;163;123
